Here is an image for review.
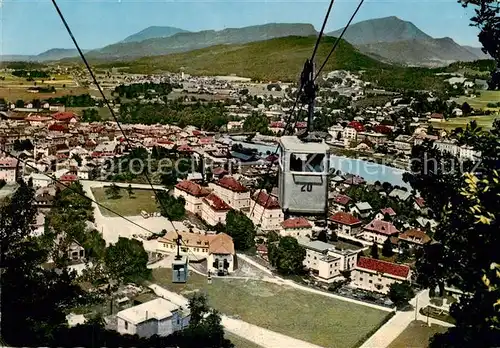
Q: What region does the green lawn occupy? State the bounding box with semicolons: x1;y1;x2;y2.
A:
225;332;263;348
152;268;390;348
457;91;500;111
435;114;499;131
387;320;447;348
91;187;160;217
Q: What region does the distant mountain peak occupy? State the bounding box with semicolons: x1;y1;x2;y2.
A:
328;16;432;45
121;26;190;43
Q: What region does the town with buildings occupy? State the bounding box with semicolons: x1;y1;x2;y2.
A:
0;3;499;347
0;62;490;348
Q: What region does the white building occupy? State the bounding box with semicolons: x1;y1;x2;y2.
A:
201;193;230;226
173;180;210;215
209;176;250;210
116;298;190;338
329;211;362;237
351;257;411;294
0;157;18;184
362;219;399;244
300;240;360;283
280;217;312;239
248;190;283;231
342;127;357;140
27;172;53;188
158;231;235;274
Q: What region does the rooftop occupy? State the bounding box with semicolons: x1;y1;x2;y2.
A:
282;217;311;229
203;193;231;212
175;180;210;197
300;240;333;253
363;219;399;236
116;298;180;325
253;190;280;209
329;211;361;225
357;256;410;278
217;176;248;193
279;136;330;154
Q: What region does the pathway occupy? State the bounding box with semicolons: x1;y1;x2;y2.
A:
360;290;454;348
148;284;324;348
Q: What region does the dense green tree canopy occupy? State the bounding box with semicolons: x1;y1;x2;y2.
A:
104;237;150;283
268;236;306;275
225;210;256;251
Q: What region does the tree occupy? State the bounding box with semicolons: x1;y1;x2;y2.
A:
459;0;500;90
382;238;394;257
461;102;473;115
105;183;121;199
388;281;415;308
104;237;150;283
370;242;379;259
242;112;272;135
404;120;500;345
157;191;186;220
268;236;306;275
15;99;24;108
126;184;134;198
317;230;328;242
225;210;256;251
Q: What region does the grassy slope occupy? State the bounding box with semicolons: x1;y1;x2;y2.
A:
100;36;385;81
91;187;160;217
153;268;389;348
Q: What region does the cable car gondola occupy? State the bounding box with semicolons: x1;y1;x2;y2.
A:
278;135;330;215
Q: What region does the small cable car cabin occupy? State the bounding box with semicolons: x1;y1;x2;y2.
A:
171;235;189;283
278;135;330;215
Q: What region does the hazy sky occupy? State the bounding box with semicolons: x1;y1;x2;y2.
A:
0;0;480;55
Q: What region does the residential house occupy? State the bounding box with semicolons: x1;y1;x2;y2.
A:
300;240;360;283
351;202;373;218
398;229;431;249
429;113;444;122
393;135;413;155
389;188;412;202
209;176;250;210
331;194;351;211
362;219;399;244
329;212;362;237
351;257;411;294
207;233;235;275
201;193;231;226
280;217;312;239
413;197;429;215
158;231;235;274
173;180;210;215
52;112;78;123
375;208;397;221
0;157;18;184
67;241;85;263
248;190;283;231
116;298;190;338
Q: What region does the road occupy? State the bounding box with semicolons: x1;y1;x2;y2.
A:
148;284;325;348
360;290;454;348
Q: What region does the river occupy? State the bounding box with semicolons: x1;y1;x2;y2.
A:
227;137;409;188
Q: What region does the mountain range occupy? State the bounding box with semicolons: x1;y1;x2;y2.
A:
0;17;491;67
329;16;491;67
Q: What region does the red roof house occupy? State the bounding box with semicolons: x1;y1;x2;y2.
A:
281;217;312;230
253;190;280;210
203;193;231;212
52;112;77;122
175;180;210;197
216;176;248;193
357;257;410;279
329;211;361;226
363;219;399;236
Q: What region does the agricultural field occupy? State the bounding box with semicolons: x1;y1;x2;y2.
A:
387;320;447;348
91;187;160;217
435;114;499;131
456;90;500;111
152;268;391;348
